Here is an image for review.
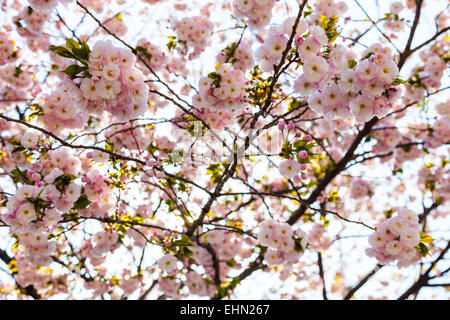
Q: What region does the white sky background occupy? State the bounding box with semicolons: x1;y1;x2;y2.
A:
0;0;449;299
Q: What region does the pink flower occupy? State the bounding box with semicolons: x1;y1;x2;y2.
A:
21;132;38;148
102;63;121;81
303;56;328;82
356;60;378;81
279;159;301;179
349;95;375;123
298;150;308;159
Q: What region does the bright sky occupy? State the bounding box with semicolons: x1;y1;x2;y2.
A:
0;0;449;299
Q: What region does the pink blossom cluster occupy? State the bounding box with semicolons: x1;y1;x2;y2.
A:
258;219;307;267
104;15;128;38
383;2;405;33
158;254;179;274
142;0;166;4
78;169;116;218
78;0;107;14
216;40;254;71
278;132;312;180
38;81;88;134
118;271;141;296
255;27;289;72
158;276;180;298
426;106;450;148
192;63;247;129
28;0;64;11
402;46;447;107
349;178;373;199
254;17;310;72
90;231;120;258
1;167;86;268
189;231;244;293
305;43;401;123
14;6;49;35
0;30;19;65
394;143;422;164
200;230;242;261
13;6;51;51
40;148;82;177
74;39;149;121
173;16;213;58
136;38;168;73
13;255;68;293
372;126;403;154
309;0;348;23
186;271;216;297
307;224;332;251
232;0;275;30
418;161;450;204
104;123;152;152
366;209;424;268
0;63;33;90
416;53;446;89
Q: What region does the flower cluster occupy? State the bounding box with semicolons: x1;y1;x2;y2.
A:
278;127;314;181
217;40;254;71
366;209;430;268
383;2;405;33
173;16;213;58
13;254;69;294
158;254;179;274
78;0;104;13
232;0;275;30
0;64;34;90
104;123;152;152
192;63;247;128
255;27;289;73
28;0;62;11
425;100;450;148
372;125;403;154
78;168;116;218
142;0;166;4
258;219;307;267
308;0;348;23
0;30;19;65
349;178;373;199
104;14;128;37
13;6;51;51
308;224;333;251
136;38;168;73
305;43;400;123
76;39;149;121
1;166;87;268
38;81;88;134
90;231;120;258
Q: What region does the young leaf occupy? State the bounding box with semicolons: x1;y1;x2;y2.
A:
63;64;85;77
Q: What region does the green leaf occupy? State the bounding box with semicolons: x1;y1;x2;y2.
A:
54;174;77;189
415;242;430;257
420;232;434;244
72;42;91;62
49;45;74;59
208;72;222;88
66;38;80;51
63;64;85;77
392;77;405;86
166;36;178;51
73;194;91;210
348;59;357;69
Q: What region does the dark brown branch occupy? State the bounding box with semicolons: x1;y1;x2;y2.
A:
343;264;383;300
397;240;450;300
318;252;328;300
